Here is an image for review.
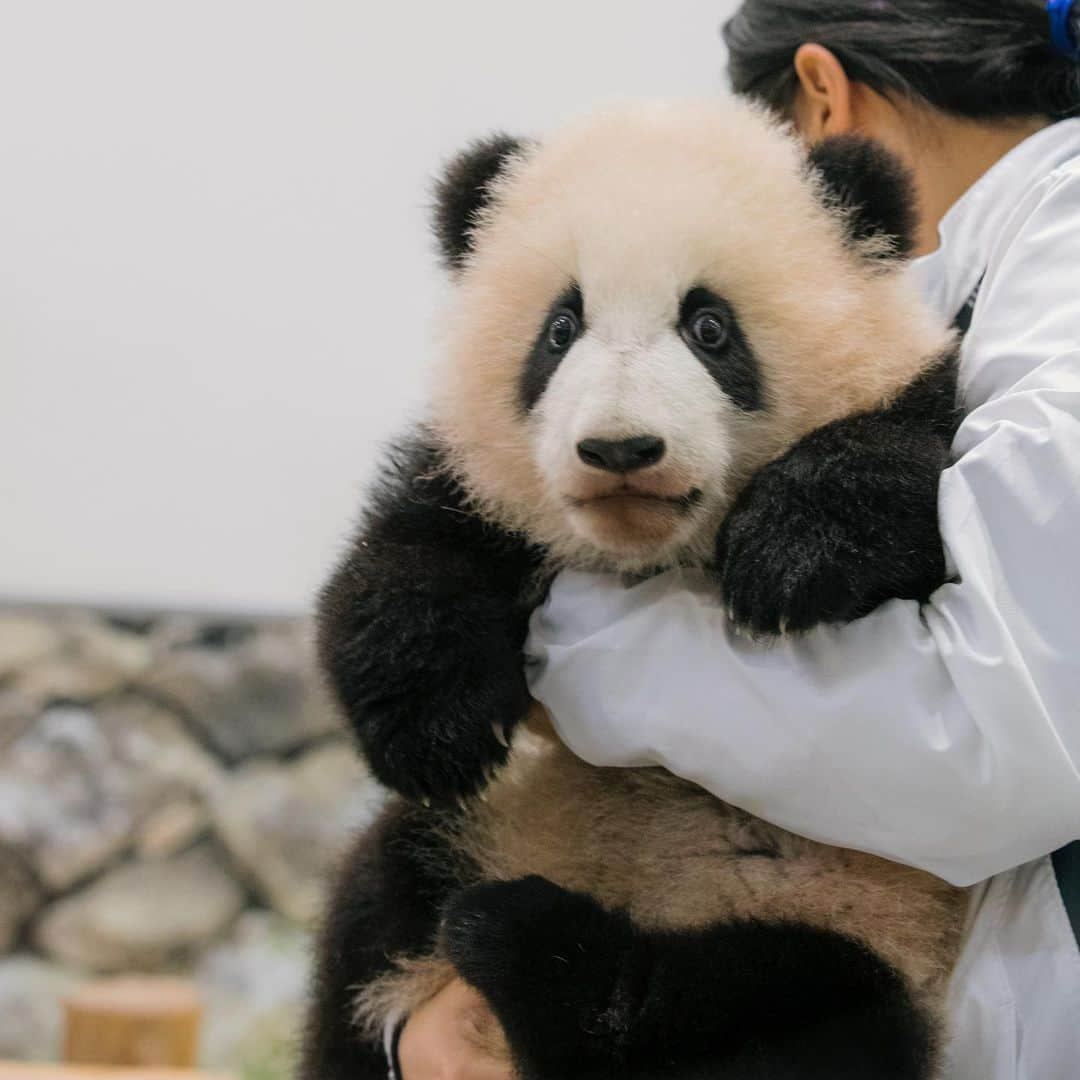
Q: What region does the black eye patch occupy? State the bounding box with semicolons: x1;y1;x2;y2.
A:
519;283;584;413
678;287;764;413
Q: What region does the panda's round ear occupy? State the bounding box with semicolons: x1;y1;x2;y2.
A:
433;134;530;272
807;135;918;263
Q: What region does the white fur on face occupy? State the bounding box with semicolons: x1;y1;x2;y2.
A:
533;307;741;568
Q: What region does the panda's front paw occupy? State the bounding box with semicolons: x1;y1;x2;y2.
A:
717;432;947;637
321;581;533;805
361;646;530;806
719;499;858;637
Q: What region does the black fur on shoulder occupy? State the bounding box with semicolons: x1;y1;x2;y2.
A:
809;135;919;262
433;134;529;271
315;428;545;804
718;348;961;636
300;799;468;1080
442;875;936;1079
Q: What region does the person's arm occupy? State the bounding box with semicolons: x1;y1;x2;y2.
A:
526;168;1080;888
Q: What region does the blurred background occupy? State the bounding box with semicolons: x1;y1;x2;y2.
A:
1;2;736;1076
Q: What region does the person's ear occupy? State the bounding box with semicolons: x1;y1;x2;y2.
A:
792;44;855;141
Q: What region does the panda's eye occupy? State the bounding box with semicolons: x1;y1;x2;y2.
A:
547;311;579;352
688;310;730;351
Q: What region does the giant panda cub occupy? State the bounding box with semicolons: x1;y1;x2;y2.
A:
304;99;968;1080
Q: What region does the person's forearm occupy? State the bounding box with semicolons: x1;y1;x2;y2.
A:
529;573;1078;887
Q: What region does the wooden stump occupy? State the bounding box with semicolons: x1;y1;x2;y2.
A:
62;977;203;1068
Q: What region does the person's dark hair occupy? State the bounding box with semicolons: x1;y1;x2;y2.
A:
724;0;1080;120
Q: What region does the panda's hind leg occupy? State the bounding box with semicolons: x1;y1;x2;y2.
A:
440;875;639;1078
442;876;937;1080
299;798;467;1080
637;918;937;1080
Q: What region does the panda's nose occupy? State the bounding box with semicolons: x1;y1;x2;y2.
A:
576;435;666;474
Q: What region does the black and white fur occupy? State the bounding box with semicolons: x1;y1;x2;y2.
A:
303;100;965;1080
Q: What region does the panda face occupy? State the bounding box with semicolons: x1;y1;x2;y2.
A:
524;280;764;565
431;100;952;571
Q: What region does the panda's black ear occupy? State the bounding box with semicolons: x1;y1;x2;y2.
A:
808;135;918;262
433;134;530;272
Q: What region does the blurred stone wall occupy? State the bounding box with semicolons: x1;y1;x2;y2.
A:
0;608;383;1077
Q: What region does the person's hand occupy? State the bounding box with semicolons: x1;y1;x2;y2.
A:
397;977;513;1079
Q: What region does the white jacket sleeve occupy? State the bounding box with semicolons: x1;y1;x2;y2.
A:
525;167;1080;889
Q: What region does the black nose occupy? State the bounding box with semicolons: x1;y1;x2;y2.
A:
576;435;666;474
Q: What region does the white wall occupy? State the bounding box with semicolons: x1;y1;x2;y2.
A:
0;0;737;615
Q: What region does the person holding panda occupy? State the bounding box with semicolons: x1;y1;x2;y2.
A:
390;2;1080;1078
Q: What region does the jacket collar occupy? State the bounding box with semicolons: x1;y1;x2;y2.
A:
912;118;1080;321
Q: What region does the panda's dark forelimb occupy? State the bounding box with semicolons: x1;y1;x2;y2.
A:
299;799;467;1080
717;349;961;637
315;428;545;804
441;876;935;1080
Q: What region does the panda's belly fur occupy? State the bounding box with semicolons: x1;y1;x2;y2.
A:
358;712;966;1040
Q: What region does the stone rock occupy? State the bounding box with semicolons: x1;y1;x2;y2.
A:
14;657;123;705
0;613;62;680
0;699;220;891
97;695;222;797
0;687;38;752
11;612;152;706
34;844;245;972
0;849;41;951
0;705;130;891
0;954;85;1062
135;797;208;859
66;612;152;678
138;620;342;762
151;617;254;651
196;910;311;1077
211;741;383;923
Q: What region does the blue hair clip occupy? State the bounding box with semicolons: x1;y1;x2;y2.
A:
1048;0;1080;60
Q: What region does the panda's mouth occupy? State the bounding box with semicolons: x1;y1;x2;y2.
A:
569;487;703;513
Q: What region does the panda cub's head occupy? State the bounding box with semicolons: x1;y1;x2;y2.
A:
429;99;952;571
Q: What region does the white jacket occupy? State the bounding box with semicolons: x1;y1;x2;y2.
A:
526;119;1080;1079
